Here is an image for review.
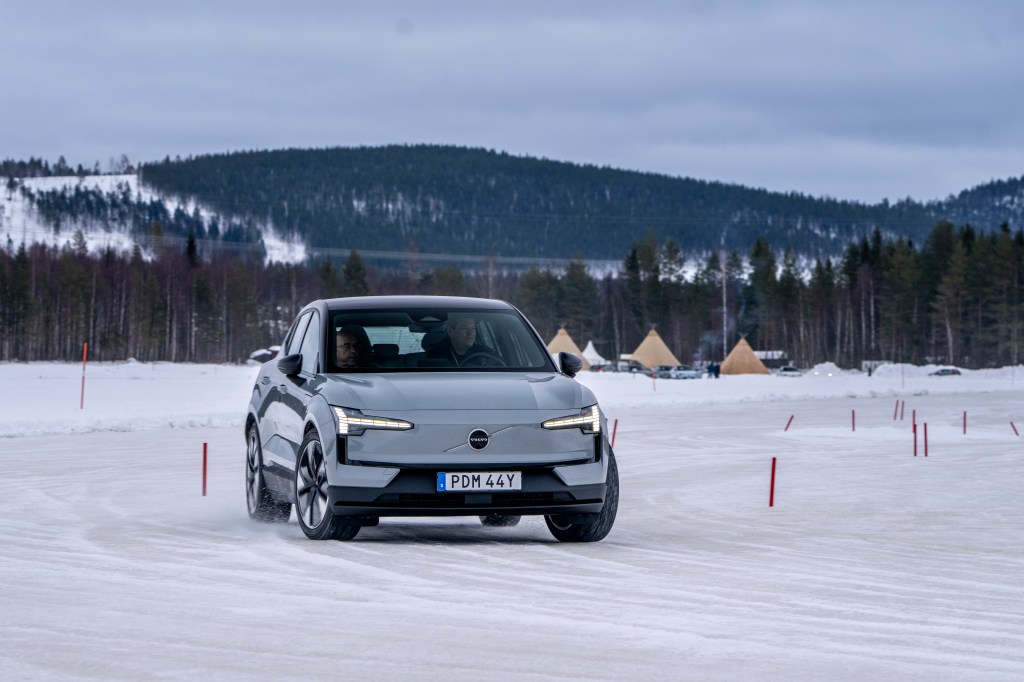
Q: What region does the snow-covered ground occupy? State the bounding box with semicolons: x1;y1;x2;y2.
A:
0;175;308;264
1;362;1023;680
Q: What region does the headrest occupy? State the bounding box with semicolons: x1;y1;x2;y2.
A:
420;330;446;351
372;343;399;360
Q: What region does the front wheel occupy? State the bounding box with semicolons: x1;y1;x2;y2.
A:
545;450;619;542
294;430;359;541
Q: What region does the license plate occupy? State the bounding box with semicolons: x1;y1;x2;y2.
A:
437;471;521;492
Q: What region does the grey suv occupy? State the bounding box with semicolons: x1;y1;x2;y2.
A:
245;296;618;542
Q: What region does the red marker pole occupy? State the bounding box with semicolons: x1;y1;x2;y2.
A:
610;419;619;449
913;424;918;456
924;423;928;457
79;342;88;409
202;442;208;496
784;415;794;432
852;409;856;432
769;457;777;507
1012;422;1020;437
963;411;967;435
893;400;899;421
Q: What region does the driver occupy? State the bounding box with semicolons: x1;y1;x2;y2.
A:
431;314;491;366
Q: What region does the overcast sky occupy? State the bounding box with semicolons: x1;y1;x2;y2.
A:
2;1;1022;203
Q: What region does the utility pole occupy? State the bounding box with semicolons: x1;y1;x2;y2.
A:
721;251;727;360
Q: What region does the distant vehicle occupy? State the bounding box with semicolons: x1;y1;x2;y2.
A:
669;365;703;379
929;367;962;376
654;365;675;378
247;345;282;364
777;366;803;377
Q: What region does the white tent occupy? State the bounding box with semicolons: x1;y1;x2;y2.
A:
581;340;606;366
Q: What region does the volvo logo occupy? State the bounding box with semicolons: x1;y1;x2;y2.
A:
468;429;490;451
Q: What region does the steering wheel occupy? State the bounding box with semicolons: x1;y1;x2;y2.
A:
458;351;507;368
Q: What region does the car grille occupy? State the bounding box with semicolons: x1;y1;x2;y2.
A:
373;491;574;507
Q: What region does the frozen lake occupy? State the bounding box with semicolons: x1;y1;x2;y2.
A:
1;363;1023;680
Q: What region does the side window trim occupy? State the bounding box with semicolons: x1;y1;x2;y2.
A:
298;310;322;375
287;312;313;356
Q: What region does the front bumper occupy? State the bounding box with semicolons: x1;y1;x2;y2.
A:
328;467;607;517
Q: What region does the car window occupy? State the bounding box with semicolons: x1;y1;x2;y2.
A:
326;308;555;372
286;312;312;356
299;311;321;374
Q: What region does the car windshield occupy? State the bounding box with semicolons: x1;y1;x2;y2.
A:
326;308;556;373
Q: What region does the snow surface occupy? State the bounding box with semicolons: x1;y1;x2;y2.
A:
1;362;1023;680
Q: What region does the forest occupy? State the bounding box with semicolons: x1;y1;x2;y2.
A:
2;220;1021;369
138;146;943;259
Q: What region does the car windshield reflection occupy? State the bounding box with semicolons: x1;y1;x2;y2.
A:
327;308;555;372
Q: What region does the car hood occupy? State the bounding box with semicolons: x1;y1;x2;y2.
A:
316;372;591;412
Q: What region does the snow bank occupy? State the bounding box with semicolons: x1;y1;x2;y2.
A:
0;362;259;437
1;361;1020;437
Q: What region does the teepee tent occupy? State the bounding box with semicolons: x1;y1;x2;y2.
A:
547;328;590;370
581;340;606;366
720;337;770;375
629;329;680;369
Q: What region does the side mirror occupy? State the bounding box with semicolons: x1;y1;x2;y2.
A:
558;352;584;378
277;353;302;376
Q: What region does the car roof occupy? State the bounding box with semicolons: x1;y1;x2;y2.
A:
322;295;516;312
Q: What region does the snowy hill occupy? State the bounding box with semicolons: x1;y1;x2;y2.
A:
1;174;307;263
4;146;1023;265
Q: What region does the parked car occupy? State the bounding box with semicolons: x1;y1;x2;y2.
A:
245;296;618;542
776;366;803;377
929;367;962;376
653;365;676;378
669;365;703;379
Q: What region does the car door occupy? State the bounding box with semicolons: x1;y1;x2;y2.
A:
276;309;322;469
261;311;312;478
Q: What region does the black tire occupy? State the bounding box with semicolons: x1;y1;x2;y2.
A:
545;450;619;542
479;514;522;527
246;423;292;523
294;430;360;541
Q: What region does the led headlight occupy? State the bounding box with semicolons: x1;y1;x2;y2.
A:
331;406;413;436
542;404;601;434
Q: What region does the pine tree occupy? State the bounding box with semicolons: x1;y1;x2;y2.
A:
746;237;777;349
560;259;597;343
341;251;369;297
186;230;199;267
517;267;561;341
932;240;968;363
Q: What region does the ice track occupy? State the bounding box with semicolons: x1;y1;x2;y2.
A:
2;378;1024;679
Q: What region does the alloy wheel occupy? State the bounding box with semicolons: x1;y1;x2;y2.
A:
296;439;329;529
